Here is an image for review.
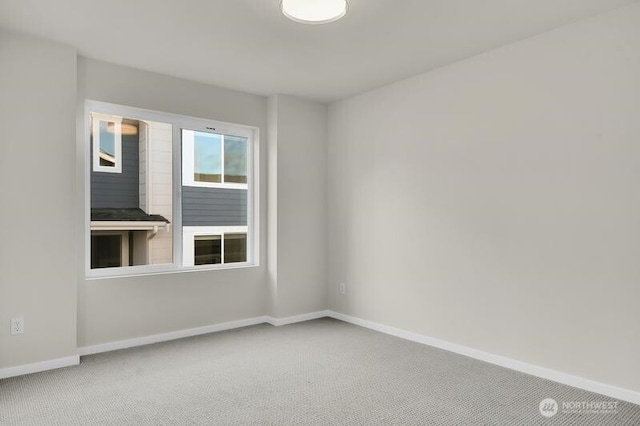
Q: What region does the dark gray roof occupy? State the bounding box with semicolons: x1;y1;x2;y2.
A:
91;208;169;223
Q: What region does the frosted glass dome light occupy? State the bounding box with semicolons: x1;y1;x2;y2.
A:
281;0;348;24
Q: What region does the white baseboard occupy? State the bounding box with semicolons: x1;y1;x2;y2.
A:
4;313;327;378
77;311;330;357
266;310;330;326
0;355;79;380
327;311;640;405
10;310;638;406
78;316;270;356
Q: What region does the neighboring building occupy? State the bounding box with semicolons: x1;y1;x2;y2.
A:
90;113;248;269
180;129;248;266
90;114;172;268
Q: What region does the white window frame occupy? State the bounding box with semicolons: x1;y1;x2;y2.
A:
84;100;260;279
181;130;249;190
92;113;123;173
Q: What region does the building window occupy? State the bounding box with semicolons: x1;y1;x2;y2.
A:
224;233;248;263
91;234;124;268
182;130;248;188
224;136;248;184
194;132;222;183
86;101;258;277
194;235;221;265
92;114;122;173
182;227;248;267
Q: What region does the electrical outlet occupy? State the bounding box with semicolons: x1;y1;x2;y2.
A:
10;317;24;335
339;282;346;294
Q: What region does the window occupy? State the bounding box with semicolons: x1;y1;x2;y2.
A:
194;132;222;183
91;234;124;268
193;233;248;265
86;101;258;277
224;233;247;263
182;130;248;188
224;136;248;184
194;235;221;265
182;227;248;267
92;114;122;173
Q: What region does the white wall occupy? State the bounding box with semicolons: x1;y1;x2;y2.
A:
0;38;330;365
76;61;330;347
267;95;328;317
4;3;637;398
328;3;640;393
0;32;78;369
77;58;269;347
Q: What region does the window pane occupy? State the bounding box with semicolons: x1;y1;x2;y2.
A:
194;132;222;183
99;121;116;167
90;117;173;269
224;233;247;263
224;135;247;184
194;235;221;265
91;234;121;268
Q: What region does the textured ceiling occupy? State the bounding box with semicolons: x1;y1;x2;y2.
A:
0;0;635;102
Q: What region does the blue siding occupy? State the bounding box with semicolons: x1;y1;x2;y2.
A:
182;186;247;226
91;133;139;209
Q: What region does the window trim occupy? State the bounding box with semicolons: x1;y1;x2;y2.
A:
84;100;260;279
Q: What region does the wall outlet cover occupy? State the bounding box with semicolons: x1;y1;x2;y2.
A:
10;317;24;335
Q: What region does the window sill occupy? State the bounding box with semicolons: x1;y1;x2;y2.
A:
85;262;260;281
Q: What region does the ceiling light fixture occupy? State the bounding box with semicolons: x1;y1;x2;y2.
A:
281;0;348;24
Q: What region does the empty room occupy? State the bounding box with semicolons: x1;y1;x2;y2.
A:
1;0;639;424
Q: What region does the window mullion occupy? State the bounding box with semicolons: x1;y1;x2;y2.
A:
174;124;183;270
221;134;225;184
221;232;225;264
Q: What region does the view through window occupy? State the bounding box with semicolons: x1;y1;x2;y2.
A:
87;103;256;276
